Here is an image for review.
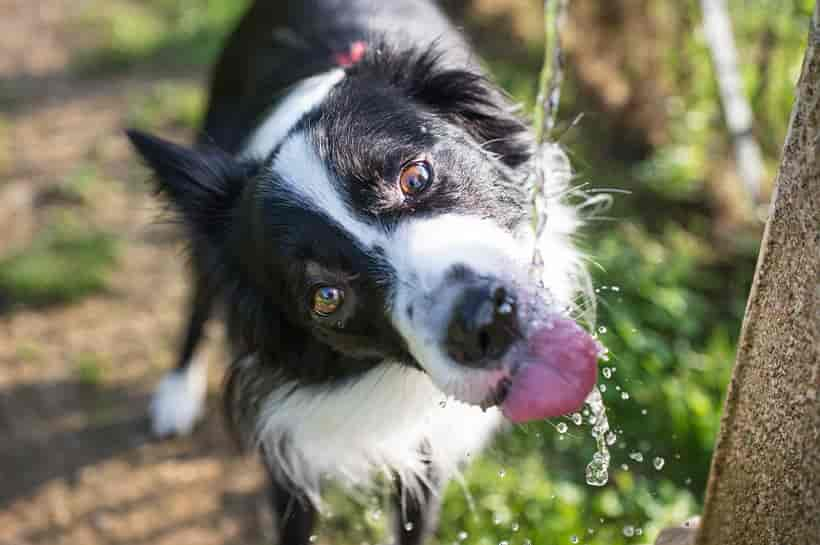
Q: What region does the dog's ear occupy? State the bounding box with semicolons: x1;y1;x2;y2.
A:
126;129;256;239
408;61;533;170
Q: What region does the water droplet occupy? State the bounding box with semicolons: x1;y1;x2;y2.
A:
641;409;648;415
493;514;502;525
570;535;579;544
523;540;532;545
511;522;519;532
653;457;665;470
621;392;630;400
335;321;344;329
629;452;644;463
611;286;620;292
369;509;382;521
404;522;414;532
457;531;469;541
556;422;568;434
498;468;506;478
597;326;607;334
584;388;611;487
606;431;617;445
588;528;595;534
599;384;607;392
685;477;692;485
636;528;643;536
498;302;513;314
420;126;428;133
571;412;583;425
623;525;635;537
621;463;629;471
309;536;318;543
602;367;612;379
499;540;509;545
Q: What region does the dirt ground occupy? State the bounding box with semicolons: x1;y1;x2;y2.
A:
0;2;272;544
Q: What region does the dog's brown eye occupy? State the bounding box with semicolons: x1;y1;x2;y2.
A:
399;161;432;196
312;286;344;316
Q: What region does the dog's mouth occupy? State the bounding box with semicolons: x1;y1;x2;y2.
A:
433;284;600;423
487;316;600;422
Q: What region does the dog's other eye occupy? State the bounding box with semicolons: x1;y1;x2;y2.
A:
312;285;345;316
398;161;432;196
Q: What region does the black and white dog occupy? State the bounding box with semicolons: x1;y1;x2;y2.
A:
127;1;599;544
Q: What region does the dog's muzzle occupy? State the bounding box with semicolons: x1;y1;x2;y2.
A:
388;215;599;423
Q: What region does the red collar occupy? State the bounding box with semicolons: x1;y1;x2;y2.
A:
333;41;367;67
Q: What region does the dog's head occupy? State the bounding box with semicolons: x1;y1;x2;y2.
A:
128;46;598;425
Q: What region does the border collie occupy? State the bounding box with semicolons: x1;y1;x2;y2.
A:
126;1;599;543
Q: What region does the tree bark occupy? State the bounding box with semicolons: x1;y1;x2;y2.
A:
693;3;820;544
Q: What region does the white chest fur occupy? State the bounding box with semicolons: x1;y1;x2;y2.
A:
256;363;503;506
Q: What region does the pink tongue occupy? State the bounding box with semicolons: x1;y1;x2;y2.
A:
501;317;599;423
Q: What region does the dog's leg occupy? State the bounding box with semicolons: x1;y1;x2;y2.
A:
150;277;214;437
393;469;442;545
268;479;317;545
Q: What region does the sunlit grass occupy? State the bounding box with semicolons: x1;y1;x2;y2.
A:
71;0;247;74
75;351;107;387
127;80;205;131
0;114;10;178
0;223;118;308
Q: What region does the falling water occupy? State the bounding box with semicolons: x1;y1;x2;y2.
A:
584;388;611;486
528;143;612;488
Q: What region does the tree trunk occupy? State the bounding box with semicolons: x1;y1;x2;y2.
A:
700;0;765;205
693;4;820;544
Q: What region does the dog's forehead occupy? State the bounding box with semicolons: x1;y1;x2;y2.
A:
268;130;386;251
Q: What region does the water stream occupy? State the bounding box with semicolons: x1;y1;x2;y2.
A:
530;144;612;488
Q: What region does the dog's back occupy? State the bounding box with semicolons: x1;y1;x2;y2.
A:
201;0;472;154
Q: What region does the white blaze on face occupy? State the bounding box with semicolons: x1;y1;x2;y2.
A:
268;131;385;248
243;69;346;160
386;214;531;404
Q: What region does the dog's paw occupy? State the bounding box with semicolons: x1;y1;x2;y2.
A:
149;361;208;437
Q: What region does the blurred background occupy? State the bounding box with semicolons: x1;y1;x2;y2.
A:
0;1;813;544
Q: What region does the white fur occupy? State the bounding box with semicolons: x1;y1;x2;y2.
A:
387;214;529;404
150;359;208;437
256;362;502;507
270;131;387;248
243;69;345;160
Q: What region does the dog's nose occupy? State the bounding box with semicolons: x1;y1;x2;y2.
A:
445;280;519;366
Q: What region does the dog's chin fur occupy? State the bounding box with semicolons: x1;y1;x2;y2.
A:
252;361;503;508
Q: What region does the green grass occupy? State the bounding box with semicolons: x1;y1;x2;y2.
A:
0;225;118;308
127;81;205;131
16;342;43;363
75;352;106;387
0;114;10;178
71;0;247;75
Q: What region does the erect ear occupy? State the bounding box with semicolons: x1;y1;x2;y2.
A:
126;129;257;239
397;51;533;169
354;46;534;170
